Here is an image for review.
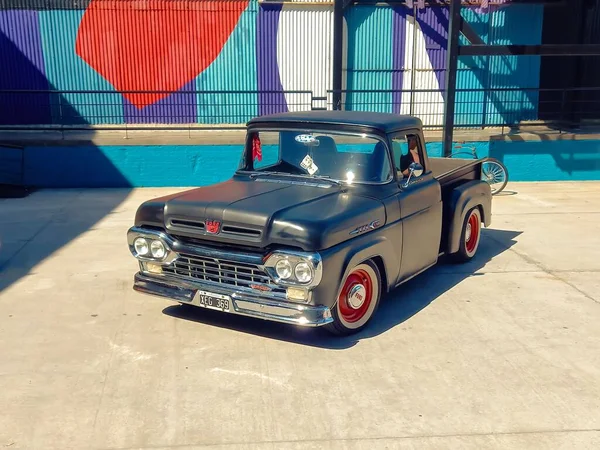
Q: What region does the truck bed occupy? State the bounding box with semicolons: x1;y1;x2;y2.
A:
429;156;489;255
429;156;486;191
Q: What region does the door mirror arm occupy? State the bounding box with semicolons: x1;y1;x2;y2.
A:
401;162;424;188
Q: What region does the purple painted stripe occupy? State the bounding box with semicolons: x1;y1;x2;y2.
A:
416;6;449;97
391;8;408;114
0;11;51;125
123;80;197;124
256;3;287;115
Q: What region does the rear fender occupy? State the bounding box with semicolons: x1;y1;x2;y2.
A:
447;180;492;254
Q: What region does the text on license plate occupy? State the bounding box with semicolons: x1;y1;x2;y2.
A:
196;290;230;312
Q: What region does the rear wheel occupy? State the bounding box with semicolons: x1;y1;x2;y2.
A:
452;207;482;263
325;260;381;336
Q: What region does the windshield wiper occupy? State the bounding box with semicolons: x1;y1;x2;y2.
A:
246;171;342;186
307;175;342;186
247;171;303;180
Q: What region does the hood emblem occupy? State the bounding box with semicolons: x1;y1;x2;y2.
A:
205;220;221;234
350;220;381;236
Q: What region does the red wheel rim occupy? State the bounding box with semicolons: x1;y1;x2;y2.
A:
338;268;373;323
465;212;480;254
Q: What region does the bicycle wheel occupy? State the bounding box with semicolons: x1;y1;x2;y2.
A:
481;158;508;195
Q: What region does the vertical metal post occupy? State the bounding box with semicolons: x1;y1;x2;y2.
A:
443;0;461;157
571;0;587;126
332;0;344;110
560;89;567;133
410;3;417;116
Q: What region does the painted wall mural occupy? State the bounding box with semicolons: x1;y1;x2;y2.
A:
0;0;542;126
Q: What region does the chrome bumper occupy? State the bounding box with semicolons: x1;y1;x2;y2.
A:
133;272;333;327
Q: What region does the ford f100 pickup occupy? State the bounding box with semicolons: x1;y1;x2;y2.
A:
127;111;492;335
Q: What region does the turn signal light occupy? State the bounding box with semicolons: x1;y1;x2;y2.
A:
144;263;163;274
286;287;308;302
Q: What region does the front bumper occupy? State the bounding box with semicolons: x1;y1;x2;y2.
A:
133;272;333;327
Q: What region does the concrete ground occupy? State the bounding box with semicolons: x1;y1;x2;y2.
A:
1;182;599;449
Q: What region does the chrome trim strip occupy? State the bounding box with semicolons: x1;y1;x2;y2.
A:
133;273;332;327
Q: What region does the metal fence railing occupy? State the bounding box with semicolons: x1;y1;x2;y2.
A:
0;90;314;129
328;87;600;131
0;87;599;131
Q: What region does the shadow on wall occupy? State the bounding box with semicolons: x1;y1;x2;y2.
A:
0;31;132;293
162;228;522;349
489;133;600;181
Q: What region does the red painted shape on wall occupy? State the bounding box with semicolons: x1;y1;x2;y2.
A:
76;0;248;108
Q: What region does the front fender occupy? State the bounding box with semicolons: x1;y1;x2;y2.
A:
447;180;492;254
313;223;402;309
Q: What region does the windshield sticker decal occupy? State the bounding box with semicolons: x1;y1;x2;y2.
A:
295;134;319;146
300;154;319;175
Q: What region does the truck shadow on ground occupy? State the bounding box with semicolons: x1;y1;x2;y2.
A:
163;228;521;349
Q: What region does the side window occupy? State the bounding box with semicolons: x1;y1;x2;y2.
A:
391;132;423;177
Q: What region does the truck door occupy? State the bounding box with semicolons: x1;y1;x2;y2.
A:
390;131;443;281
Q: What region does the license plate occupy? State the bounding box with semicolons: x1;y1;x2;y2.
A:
196;290;230;312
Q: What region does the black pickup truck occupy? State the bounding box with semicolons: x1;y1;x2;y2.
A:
127;111;492;335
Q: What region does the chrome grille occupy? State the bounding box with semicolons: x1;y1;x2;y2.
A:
163;253;285;294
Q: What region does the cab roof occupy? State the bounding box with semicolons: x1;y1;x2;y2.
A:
247;110;422;134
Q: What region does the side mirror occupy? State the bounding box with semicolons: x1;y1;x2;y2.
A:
402;162;424;188
409;162;424;177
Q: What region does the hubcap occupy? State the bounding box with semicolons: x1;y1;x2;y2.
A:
465;212;480;254
348;284;367;309
338;268;374;323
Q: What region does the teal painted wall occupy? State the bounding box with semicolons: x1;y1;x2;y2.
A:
195;1;258;124
38;10;124;125
20;140;600;188
457;4;544;127
24;145;243;188
344;5;395;113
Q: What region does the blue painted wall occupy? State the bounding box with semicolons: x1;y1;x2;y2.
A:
24;145;242;188
457;4;544;127
19;140;600;188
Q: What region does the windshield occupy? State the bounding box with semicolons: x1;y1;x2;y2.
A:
239;130;393;184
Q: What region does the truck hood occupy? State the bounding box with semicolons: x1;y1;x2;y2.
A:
134;177;386;251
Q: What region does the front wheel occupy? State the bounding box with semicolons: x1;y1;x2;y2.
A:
325;260;381;336
482;158;508;195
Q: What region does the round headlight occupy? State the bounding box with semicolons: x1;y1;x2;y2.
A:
150;240;166;259
275;259;293;279
294;262;313;283
134;237;149;256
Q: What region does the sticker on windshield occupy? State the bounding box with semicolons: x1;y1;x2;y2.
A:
295;134;319;145
300;154;319;175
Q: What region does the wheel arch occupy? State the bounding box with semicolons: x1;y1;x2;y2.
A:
337;237;395;298
447;180;492;254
